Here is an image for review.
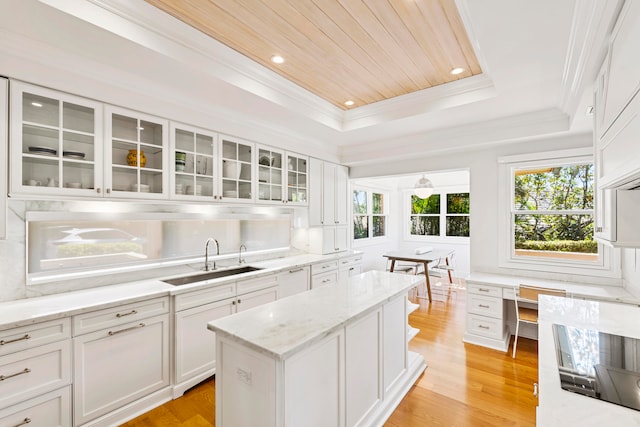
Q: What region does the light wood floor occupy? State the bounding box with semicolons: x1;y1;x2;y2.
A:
121;278;537;427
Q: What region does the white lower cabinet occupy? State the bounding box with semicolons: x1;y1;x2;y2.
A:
346;309;382;427
338;255;363;284
174;298;235;397
277;267;310;299
384;296;408;394
463;283;509;352
73;297;170;426
236;286;278;312
0;318;71;427
0;386;71;427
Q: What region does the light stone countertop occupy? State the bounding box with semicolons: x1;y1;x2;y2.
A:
466;272;638;304
207;270;422;360
0;251;362;331
537;296;640;426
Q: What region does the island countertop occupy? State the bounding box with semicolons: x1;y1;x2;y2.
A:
207;270;422;360
537;295;640;426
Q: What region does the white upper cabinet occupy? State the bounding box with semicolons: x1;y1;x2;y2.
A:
10;81;103;197
220;134;255;202
170;122;220;200
105;105;169;199
309;158;348;226
256;145;308;205
594;1;640;190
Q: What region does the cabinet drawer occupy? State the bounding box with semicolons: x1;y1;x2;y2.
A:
236;274;278;296
174;283;236;312
312;271;338;288
467;294;503;319
0;386;71;427
467;283;502;298
311;260;338;275
339;255;362;268
0;340;71;409
72;296;169;336
466;314;505;340
0;318;70;357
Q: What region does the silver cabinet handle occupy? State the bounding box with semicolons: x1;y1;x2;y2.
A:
116;309;137;318
322;279;331;283
96;188;101;194
289;268;304;273
0;368;31;381
106;188;111;194
232;300;236;305
14;418;31;427
349;267;355;271
237;299;241;304
478;288;490;292
108;323;145;336
478;304;490;309
478;325;490;330
0;334;30;346
596;226;603;233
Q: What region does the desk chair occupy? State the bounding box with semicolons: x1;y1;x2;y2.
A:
512;284;566;358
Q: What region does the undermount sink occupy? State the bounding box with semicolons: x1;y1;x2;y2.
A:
163;266;263;286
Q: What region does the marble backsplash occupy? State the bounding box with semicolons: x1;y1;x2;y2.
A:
0;199;309;302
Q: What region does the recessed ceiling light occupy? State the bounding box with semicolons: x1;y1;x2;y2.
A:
271;55;285;64
450;67;465;75
31;102;43;107
344;100;355;107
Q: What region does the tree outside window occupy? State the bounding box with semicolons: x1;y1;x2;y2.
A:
410;194;440;236
446;193;470;237
353;189;387;240
409;192;469;238
512;163;597;261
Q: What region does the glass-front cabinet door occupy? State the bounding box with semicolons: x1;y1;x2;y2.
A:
170;123;219;200
10;81;103;196
286;152;308;205
257;145;284;204
220;135;254;202
105;105;168;199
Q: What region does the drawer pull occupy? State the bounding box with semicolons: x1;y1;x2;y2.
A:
0;334;30;346
289;268;304;273
0;368;31;381
14;418;31;427
237;299;242;304
108;323;145;336
116;309;138;318
349;267;355;271
478;325;490;330
322;279;331;283
478;288;490;293
478;304;490;309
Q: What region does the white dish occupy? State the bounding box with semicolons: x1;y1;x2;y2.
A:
131;183;150;192
223;190;238;198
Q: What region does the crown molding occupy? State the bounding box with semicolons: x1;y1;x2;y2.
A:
340;108;570;166
558;0;624;122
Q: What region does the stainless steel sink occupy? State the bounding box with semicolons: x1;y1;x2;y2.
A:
163;266;263;286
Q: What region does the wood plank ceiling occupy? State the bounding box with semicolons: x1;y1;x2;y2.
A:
145;0;482;110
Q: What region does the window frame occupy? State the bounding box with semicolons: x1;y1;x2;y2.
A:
403;186;470;242
497;148;618;277
351;186;389;246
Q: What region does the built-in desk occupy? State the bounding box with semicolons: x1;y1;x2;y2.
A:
463;272;639;352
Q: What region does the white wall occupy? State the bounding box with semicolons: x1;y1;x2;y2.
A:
350;133;621;285
622;249;640;297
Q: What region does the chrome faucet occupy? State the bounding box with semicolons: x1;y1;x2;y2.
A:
238;244;247;264
204;238;219;271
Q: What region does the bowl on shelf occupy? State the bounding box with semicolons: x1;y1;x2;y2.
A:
223;190;238;198
130;183;150;192
223;160;241;179
65;182;82;189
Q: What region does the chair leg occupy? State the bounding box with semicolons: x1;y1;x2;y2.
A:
512;322;520;358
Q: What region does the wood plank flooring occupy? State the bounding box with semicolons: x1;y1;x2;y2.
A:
121;277;537;427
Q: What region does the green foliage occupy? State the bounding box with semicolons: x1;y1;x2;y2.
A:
446;216;469;237
515;240;598;253
353;190;367;214
57;242;143;258
353;216;368;240
447;193;470;214
411;194;440;214
372;193;383;214
514;164;595;249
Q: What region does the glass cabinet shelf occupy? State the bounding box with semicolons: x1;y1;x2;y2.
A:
171;124;218;199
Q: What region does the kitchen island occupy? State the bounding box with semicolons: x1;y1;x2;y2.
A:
207;270;426;427
537;295;640;425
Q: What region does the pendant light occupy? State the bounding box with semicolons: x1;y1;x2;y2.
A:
414;175;434;199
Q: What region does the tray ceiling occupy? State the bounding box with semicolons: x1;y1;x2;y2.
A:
144;0;482;110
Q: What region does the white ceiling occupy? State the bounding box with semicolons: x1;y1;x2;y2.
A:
1;0;622;167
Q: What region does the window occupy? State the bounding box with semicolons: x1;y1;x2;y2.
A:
353;189;387;241
496;148;616;277
511;162;597;262
408;192;469;238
